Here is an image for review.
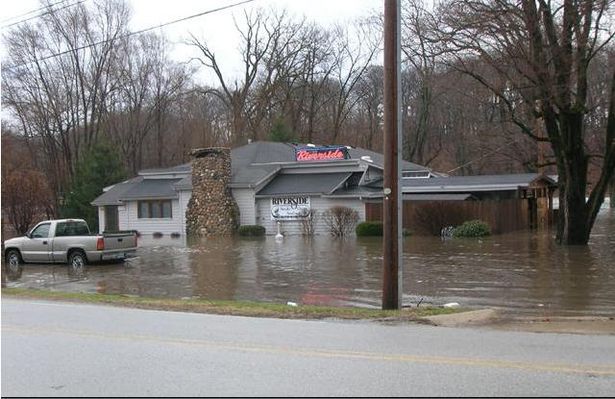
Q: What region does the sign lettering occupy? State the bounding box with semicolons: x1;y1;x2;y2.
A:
295;146;349;162
271;196;311;220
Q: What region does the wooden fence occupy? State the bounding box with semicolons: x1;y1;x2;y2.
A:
365;199;530;235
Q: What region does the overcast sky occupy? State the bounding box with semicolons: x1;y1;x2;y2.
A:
1;0;380;85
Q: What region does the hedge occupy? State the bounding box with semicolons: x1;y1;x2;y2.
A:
452;220;491;238
356;221;383;236
238;225;266;237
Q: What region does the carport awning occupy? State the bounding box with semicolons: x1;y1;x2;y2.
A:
256;173;351;196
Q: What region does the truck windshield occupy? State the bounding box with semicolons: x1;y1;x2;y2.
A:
55;221;90;237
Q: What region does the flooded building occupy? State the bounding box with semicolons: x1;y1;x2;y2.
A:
92;141;556;236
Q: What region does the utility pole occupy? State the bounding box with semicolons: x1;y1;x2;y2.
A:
382;0;402;310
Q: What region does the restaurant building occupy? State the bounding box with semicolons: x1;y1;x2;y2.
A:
92;141;555;236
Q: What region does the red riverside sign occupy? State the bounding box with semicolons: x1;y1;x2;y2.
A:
295;146;349;161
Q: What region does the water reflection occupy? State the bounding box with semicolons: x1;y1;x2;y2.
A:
3;210;614;316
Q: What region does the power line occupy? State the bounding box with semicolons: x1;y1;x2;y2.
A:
445;139;521;174
6;0;256;70
1;0;73;23
3;0;86;29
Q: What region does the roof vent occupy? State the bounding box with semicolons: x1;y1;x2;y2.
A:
306;143;316;147
360;156;373;163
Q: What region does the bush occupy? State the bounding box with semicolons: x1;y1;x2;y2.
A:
453;220;491;238
412;202;471;236
301;210;318;236
322;206;359;237
238;225;266;237
356;222;383;236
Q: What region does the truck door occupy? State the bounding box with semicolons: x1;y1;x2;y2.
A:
21;222;52;263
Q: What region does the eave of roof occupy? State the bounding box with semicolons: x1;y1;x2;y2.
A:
256;172;352;197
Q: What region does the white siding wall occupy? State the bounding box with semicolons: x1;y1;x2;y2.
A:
117;205;128;230
178;190;191;234
255;196;365;236
98;207;105;233
118;199;183;236
232;188;256;225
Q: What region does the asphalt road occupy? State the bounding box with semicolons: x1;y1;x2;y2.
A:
2;299;615;397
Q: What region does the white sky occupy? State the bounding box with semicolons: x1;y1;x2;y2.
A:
1;0;381;85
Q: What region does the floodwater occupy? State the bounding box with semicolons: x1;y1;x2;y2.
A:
3;209;614;317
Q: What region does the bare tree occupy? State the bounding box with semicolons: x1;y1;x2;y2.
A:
188;9;274;145
1;132;54;235
2;0;131;199
433;0;615;244
328;23;379;143
106;33;191;173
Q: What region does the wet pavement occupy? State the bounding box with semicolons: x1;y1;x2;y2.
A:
3;209;614;317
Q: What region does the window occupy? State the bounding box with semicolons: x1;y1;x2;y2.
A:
30;223;50;238
137;200;173;219
402;171;430;179
56;221;90;237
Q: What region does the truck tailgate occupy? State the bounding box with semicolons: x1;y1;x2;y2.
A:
103;233;137;251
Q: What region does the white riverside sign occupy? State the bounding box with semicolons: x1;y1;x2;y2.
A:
271;196;310;220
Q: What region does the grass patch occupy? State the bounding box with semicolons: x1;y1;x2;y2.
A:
2;288;463;321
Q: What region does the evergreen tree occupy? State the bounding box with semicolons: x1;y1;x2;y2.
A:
61;142;126;231
268;118;296;142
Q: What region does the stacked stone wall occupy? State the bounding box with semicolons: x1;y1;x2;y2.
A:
185;148;239;236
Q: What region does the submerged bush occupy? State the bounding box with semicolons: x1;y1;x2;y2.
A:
322;206;359;237
356;222;383;236
238;225;266;237
453;220;491;238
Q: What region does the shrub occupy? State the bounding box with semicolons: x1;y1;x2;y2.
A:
322;206;359;237
238;225;266;237
453;220;491;238
412;202;471;236
356;222;383;236
301;210;318;236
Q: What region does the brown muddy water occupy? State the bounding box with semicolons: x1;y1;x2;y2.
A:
3;210;614;317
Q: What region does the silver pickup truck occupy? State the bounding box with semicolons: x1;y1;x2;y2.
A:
3;219;137;268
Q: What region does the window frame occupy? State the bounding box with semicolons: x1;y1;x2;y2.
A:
30;223;51;238
55;221;90;237
137;200;173;219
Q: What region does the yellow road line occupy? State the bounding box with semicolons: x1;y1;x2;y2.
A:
4;325;615;376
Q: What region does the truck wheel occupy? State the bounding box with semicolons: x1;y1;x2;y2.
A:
68;250;87;269
5;249;23;272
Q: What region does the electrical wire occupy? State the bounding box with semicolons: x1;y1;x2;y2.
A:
1;0;73;23
5;0;257;70
2;0;86;28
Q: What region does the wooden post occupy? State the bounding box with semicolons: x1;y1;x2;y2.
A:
382;0;402;310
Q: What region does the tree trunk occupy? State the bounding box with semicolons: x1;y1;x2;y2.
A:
555;112;591;245
609;174;615;209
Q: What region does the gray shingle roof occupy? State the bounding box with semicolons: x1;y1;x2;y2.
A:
347;147;427;171
402;173;556;192
121;179;182;200
257;173;352;196
230;142;295;186
174;175;192;190
229;142;429;186
403;193;476;201
139;163;191;175
91;178;181;205
91;177;143;206
127;142;431;189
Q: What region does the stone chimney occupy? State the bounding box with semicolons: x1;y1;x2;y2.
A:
185;147;239;237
